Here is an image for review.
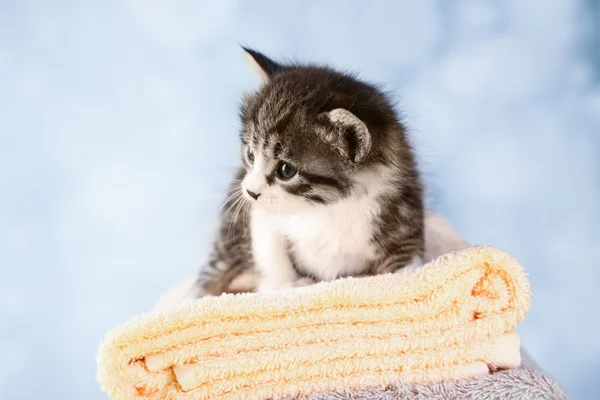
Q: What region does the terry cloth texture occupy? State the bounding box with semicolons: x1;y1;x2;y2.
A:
296;349;569;400
97;245;534;400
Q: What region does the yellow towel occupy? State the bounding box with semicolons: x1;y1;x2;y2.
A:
96;245;531;400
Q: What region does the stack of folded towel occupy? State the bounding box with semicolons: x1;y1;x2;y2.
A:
96;245;569;400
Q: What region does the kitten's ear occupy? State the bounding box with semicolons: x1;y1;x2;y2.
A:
318;109;372;163
241;46;284;82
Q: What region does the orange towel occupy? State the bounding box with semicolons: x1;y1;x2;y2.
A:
96;245;531;400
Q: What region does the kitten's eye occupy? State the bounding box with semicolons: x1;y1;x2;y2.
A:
277;162;297;180
246;147;255;164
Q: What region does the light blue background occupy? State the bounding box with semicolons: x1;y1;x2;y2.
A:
1;1;598;399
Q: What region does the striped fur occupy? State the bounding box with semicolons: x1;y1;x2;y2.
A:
196;48;424;296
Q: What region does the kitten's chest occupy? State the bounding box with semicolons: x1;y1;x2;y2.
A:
277;198;381;281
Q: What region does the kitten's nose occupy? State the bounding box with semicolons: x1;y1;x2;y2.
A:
246;189;260;200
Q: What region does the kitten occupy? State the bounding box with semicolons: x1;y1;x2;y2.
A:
197;47;425;296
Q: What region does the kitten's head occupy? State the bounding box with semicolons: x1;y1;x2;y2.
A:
238;47;419;215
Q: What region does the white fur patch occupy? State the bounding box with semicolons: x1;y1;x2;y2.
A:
153;210;470;305
277;196;379;281
272;166;396;282
251;207;299;292
242;155;268;201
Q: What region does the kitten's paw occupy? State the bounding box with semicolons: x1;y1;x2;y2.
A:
258;277;316;292
257;280;283;293
293;277;316;287
394;255;424;278
279;277;316;289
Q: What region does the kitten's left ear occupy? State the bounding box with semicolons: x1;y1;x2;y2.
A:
241;46;285;83
318;109;372;163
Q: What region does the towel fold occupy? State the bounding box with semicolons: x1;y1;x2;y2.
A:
296;351;569;400
96;245;531;400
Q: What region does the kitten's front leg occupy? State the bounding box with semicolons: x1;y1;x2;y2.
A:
394;255;424;278
375;254;424;278
278;276;316;289
251;208;298;293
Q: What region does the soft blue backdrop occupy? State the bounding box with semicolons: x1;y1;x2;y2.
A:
1;1;598;399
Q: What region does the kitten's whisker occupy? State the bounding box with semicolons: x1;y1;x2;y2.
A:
220;190;243;213
225;197;244;235
241;202;252;239
218;202;236;227
220;189;241;209
227;196;247;242
220;194;243;229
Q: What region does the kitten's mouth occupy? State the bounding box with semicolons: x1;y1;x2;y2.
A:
252;196;284;214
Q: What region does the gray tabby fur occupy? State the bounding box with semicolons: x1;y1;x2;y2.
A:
196;47;425;296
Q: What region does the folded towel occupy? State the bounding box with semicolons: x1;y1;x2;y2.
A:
96;245;531;400
298;350;569;400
